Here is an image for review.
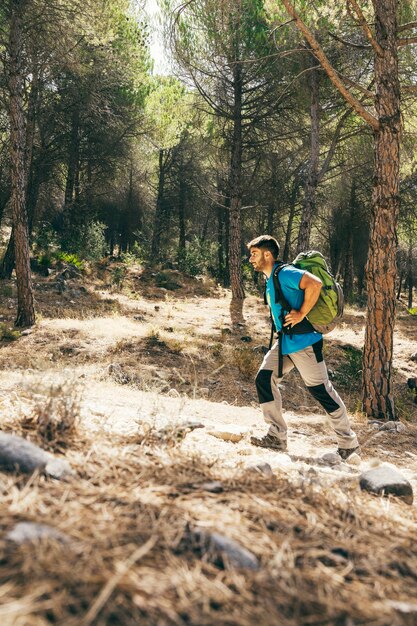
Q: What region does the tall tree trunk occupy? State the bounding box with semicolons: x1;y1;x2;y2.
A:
396;271;403;300
0;230;15;279
343;182;356;303
177;164;186;264
362;0;400;420
407;236;413;310
8;0;35;326
151;149;168;261
64;108;80;207
229;61;245;301
283;179;299;262
297;50;319;253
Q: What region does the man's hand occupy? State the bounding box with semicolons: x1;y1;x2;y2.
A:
283;309;305;328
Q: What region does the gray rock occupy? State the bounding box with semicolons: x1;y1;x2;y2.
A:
5;522;70;545
45;457;75;480
249;463;274;477
0;432;74;480
0;432;50;472
322;452;341;467
411;352;417;362
195;529;260;570
359;466;413;504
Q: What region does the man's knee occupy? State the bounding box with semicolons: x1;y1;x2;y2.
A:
307;382;341;413
256;369;274;404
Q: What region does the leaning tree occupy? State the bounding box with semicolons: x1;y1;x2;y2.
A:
273;0;417;420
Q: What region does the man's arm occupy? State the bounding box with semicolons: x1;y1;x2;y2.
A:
283;271;322;328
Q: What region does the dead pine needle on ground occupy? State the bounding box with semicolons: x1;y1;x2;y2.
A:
0;265;416;625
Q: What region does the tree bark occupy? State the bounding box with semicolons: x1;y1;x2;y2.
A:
228;60;245;302
297;50;319;253
151;148;168;261
407;237;413;310
177;162;186;264
362;0;401;420
7;0;35;326
283;179;300;262
343;182;356;303
64;108;80;207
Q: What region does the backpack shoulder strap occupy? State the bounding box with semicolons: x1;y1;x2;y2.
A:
272;263;292;310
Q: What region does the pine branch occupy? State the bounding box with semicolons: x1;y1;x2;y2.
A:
346;0;383;56
280;0;380;131
398;22;417;33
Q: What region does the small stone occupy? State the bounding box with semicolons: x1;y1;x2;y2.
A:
411;352;417;362
134;314;146;321
5;522;70;545
321;453;341;467
21;329;32;336
154;305;160;311
346;453;361;466
359;466;413;504
45;458;75;480
250;463;273;477
194;529;260;570
193;481;224;493
167;388;181;398
252;345;268;355
0;432;74;480
240;336;252;342
0;432;50;473
208;427;245;443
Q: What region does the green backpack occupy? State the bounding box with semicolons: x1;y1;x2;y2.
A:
291;250;344;334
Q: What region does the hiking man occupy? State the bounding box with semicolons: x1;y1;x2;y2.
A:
248;235;359;460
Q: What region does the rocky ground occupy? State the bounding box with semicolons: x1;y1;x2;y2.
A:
0;263;417;626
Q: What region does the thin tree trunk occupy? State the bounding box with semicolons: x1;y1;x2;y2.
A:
362;0;400;420
0;230;15;279
407;237;413;310
8;0;35;326
283;180;299;262
297;50;319;253
396;271;403;300
177;164;186;264
229;61;245;301
343;182;356;303
151;148;168;261
64;108;80;206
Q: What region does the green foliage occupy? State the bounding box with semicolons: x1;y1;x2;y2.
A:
408;307;417;316
0;323;20;342
0;284;13;298
61;221;107;262
335;345;363;387
178;237;218;277
120;242;147;266
155;271;181;290
55;252;85;270
111;265;128;289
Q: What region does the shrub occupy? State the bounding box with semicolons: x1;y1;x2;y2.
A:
179;237;218;277
21;380;82;450
0;323;20;341
61;221;107;261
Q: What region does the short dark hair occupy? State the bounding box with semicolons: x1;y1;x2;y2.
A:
247;235;280;259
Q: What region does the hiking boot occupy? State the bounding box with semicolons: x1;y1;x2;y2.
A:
337;445;360;461
250;434;287;451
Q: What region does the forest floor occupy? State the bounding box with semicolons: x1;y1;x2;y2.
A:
1;262;417;626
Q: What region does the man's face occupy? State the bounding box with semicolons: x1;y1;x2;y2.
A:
249;246;268;272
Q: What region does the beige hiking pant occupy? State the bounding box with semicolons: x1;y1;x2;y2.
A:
255;339;358;448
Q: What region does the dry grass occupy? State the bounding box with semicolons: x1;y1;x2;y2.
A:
17;379;83;452
1;273;417;624
0;428;417;626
